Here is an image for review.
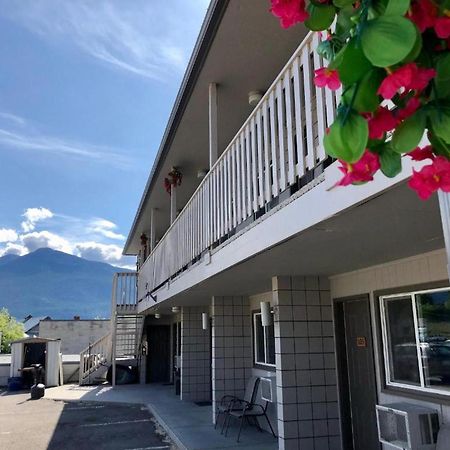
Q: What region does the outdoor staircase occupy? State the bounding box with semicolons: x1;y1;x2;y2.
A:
79;272;144;386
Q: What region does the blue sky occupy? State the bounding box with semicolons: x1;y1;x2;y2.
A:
0;0;209;267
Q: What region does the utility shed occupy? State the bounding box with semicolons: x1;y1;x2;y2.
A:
10;337;62;387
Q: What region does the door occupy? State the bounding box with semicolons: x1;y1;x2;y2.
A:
336;296;380;450
146;325;170;383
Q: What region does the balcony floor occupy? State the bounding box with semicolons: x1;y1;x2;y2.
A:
46;383;278;450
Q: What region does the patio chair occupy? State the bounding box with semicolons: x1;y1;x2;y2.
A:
214;376;260;434
224;391;276;442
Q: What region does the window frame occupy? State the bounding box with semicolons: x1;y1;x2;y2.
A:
380;286;450;396
252;311;276;368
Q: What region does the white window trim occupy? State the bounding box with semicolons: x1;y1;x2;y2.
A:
380;286;450;396
253;312;276;368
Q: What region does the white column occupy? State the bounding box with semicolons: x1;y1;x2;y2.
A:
170;185;177;225
438;191;450;281
150;208;156;251
209;82;218;169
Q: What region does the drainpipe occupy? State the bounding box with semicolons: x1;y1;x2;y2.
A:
149;208;156;252
170;185;177;225
438;192;450;281
209;82;218;168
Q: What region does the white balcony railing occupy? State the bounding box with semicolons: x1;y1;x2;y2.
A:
140;32;338;296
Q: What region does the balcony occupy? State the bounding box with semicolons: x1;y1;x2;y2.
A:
137;32;340;299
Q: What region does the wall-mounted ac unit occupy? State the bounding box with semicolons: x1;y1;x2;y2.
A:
376;403;439;450
260;377;274;402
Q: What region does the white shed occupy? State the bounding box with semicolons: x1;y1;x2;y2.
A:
10;337;62;387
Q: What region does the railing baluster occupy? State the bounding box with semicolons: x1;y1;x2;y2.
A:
284;67;296;186
240;133;247;219
245;125;252;215
262;100;272;203
256;109;264;208
302;42;315;171
250;117;258;212
312;33;327;163
269;91;279;196
276;80;287;191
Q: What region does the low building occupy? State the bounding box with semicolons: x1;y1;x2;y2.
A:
39;318;110;355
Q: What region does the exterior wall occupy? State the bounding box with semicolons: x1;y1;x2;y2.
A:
39;320;110;354
330;248;450;448
249;292;278;434
211;296;253;421
180;306;210;402
273;276;341;450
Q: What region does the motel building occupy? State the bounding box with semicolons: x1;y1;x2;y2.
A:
79;1;450;449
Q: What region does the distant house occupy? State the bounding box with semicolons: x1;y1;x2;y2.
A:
23;315;50;337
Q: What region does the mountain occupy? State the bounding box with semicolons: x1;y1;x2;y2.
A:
0;248;131;320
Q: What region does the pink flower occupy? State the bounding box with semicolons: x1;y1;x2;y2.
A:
378;63;436;100
367;107;398;140
314;67;341;90
408;156;450;199
409;67;437;91
435;17;450;39
408;0;438;33
270;0;309;29
407;145;435;161
396;97;421;121
337;150;381;186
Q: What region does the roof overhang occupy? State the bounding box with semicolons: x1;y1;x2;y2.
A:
124;0;308;254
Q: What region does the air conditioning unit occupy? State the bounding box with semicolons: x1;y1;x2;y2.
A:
376;403;439;450
260;377;274;402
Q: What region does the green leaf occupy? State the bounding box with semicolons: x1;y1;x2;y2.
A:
403;28;422;63
428;104;450;144
428;129;450;158
379;145;402;178
305;4;336;31
361;16;416;67
435;53;450;99
392;111;426;153
343;69;384;113
333;0;354;7
324;111;369;162
335;5;355;37
384;0;411;16
330;38;373;85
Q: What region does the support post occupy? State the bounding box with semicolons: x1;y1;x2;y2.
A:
209;82;218;168
438;191;450;281
150;208;156;251
170;186;177;225
111;274;118;387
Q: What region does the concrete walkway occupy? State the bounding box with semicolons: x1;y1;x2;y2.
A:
46;384;278;450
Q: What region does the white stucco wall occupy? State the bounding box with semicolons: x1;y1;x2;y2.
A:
39;320;110;354
331;248;450;446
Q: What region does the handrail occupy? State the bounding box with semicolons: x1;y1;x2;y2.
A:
139;30;338;295
79;332;111;385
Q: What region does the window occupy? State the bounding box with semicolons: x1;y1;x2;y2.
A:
380;287;450;395
253;312;275;367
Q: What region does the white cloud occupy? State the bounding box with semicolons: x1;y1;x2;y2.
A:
0;112;26;127
0;127;132;168
89;218;125;241
2;0;209;81
21;230;73;254
0;228;18;243
1;207;134;268
0;242;27;257
75;241;133;268
21;207;54;232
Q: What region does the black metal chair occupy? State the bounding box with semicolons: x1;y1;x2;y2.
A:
214;376;260;434
224;390;276;442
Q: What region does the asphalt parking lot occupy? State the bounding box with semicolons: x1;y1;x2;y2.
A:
0;390;176;450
